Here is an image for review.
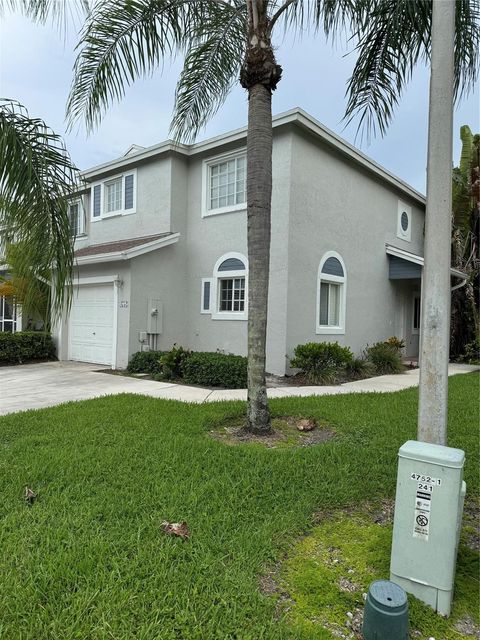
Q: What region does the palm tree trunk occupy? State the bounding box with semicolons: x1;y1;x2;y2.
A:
240;1;282;435
246;83;273;434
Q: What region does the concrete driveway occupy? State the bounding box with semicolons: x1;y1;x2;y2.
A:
0;361;477;416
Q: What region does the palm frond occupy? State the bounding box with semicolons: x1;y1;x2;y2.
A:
2;0;90;31
66;0;197;132
269;0;366;39
170;2;247;142
344;0;480;141
0;99;77;320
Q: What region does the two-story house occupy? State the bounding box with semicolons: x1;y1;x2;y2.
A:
53;108;464;375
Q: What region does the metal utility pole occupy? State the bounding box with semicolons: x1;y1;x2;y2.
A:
418;0;455;445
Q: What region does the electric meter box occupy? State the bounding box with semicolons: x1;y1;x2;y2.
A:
390;440;466;617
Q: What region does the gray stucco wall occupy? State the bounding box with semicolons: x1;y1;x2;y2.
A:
285;130;425;366
178;130;293;375
74;156;174;252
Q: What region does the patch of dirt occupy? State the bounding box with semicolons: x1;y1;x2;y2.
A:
454;616;480;638
338;577;360;593
259;563;295;619
463;500;480;551
211;416;335;448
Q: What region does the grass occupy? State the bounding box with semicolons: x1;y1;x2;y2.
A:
0;373;478;639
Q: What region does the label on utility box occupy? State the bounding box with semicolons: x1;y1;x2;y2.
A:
413;490;431;541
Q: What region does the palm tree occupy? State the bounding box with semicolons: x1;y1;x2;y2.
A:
450;125;479;357
65;0;479;434
0;99;78;323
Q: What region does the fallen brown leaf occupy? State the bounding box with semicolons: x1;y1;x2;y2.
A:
161;521;190;539
296;418;316;432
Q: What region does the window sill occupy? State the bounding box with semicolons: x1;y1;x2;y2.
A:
315;326;345;335
202;205;246;219
212;312;248;321
91;209;136;222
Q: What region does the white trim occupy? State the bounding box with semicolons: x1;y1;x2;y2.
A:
75;274;120;286
201;149;247;218
397;201;412;242
201;277;213;314
75;233;180;265
90;168;137;221
211;251;248;321
316;251;347;335
112;280;119;369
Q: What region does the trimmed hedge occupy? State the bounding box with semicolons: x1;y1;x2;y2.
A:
127;351;166;374
182;352;247;389
0;332;56;365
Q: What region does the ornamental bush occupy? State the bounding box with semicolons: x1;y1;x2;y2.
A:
127;350;166;374
0;332;56;365
364;341;405;375
290;342;354;384
182;352;247;388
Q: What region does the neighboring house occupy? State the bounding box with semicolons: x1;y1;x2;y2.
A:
54;108;464;374
0;232;22;333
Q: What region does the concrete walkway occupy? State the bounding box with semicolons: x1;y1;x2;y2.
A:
0;361;478;416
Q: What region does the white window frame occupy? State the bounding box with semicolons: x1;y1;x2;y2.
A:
211;252;248;321
90;169;137;221
316;251;347;335
412;292;421;335
397;200;412;242
68;198;85;237
0;295;20;332
202;150;247;218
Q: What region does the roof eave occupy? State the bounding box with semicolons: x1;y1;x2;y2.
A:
74;232;180;265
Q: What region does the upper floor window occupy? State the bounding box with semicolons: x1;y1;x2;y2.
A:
91;169;137;220
316;252;347;335
201;252;248;320
68;200;84;237
202;151;246;217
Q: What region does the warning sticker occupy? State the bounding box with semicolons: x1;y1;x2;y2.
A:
413;490;431;541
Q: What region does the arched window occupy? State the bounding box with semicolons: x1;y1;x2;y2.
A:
201;252;248;320
316;252;346;334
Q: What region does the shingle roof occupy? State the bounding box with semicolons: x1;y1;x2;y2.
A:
74;233;173;257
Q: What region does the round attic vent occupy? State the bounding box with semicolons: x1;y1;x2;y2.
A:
401;211;409;231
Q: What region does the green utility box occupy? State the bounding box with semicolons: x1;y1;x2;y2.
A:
390;440;466;616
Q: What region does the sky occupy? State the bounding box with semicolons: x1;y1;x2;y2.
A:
0;10;478;194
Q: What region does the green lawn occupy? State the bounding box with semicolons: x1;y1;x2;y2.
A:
0;373;478;639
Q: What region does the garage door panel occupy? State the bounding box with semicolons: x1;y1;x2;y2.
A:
69;284;114;366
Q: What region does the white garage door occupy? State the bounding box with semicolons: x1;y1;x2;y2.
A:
69;284;114;366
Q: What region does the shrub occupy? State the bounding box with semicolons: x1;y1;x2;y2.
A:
182;352;247;388
385;336;405;352
346;357;375;380
0;331;56;365
127;350;166;374
156;345;191;380
364;341;405;375
458;337;480;365
290;342;354;384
